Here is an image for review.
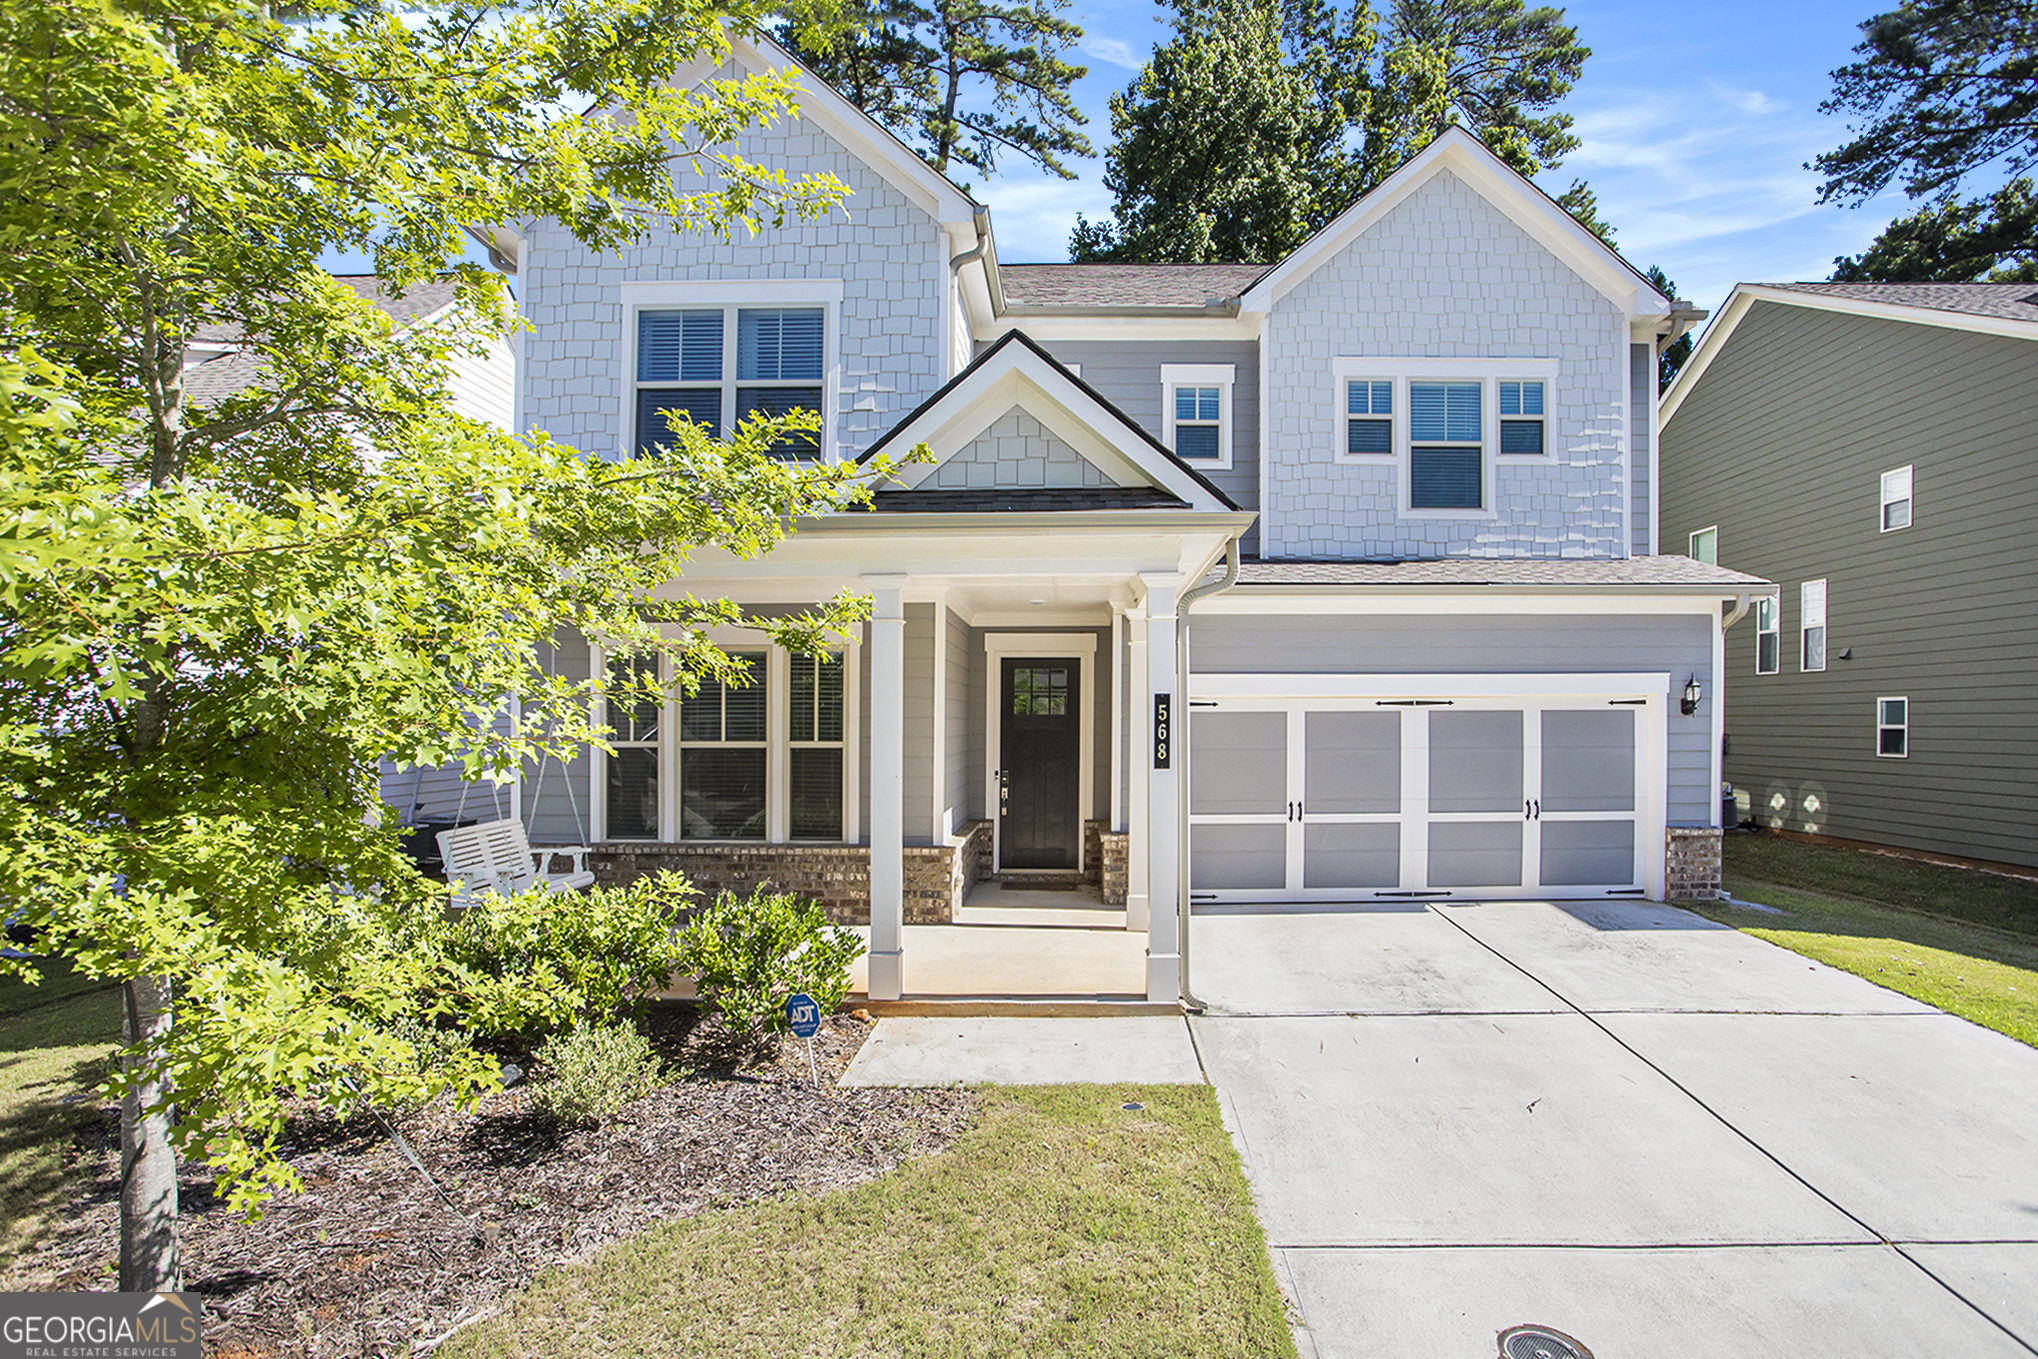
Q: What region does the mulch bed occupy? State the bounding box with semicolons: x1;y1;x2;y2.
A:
10;1008;976;1357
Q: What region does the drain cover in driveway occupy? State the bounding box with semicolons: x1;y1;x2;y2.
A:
1497;1325;1593;1359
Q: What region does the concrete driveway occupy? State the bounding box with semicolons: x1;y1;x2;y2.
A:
1189;898;2038;1357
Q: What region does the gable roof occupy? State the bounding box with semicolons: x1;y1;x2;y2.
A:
1239;126;1675;317
857;329;1242;513
1000;263;1268;312
183;275;465;405
1661;281;2038;426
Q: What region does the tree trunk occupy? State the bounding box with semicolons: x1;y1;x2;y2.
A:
119;974;180;1291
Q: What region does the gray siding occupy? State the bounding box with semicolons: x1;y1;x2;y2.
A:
1030;338;1262;555
944;607;971;831
966;628;987;821
1192;612;1715;826
931;407;1115;488
903;604;936;846
1661;300;2038;865
1630;343;1653;557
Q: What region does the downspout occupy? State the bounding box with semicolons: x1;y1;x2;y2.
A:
1721;592;1753;630
1176;535;1243;1012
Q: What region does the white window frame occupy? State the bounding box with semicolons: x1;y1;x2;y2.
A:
1876;696;1909;759
590;632;861;845
1340;377;1396;461
1160;363;1235;469
1754;594;1780;676
1497;378;1549;457
1689;525;1718;564
620;280;844;463
1880;464;1914;533
1801;579;1828;673
1328;357;1559;519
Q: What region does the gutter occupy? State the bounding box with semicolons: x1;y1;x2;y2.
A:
1658;301;1709;354
1000;300;1244;320
1722;591;1754;629
1175;534;1243;1013
948;207;1005;315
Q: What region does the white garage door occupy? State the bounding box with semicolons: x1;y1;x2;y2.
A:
1189;678;1664;902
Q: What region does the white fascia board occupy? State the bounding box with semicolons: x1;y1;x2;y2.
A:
1196;587;1762;616
1239;127;1669;319
989;313;1262;345
726;31;979;227
1193;671;1675;700
878;346;1235;511
1661;283;2038;426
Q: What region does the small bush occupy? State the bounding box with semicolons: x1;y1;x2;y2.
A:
533;1020;664;1125
673;886;864;1037
438;871;693;1038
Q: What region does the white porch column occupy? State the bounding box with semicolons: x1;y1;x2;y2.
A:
1139;572;1182;1003
1124;603;1150;933
865;575;908;1001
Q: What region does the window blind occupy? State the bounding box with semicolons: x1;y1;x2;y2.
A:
737;308;826;381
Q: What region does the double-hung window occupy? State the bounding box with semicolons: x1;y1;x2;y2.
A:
605;653;663;840
1159;364;1234;467
787;652;847;839
1498;380;1546;454
1801;579;1828;673
1346;380;1392;455
1754;595;1780;675
1880;465;1914;532
1409;381;1484;510
1877;697;1908;758
678;653;770;840
633;305;826;460
1689;526;1718;564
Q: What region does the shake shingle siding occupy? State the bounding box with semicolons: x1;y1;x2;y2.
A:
1660;299;2038;866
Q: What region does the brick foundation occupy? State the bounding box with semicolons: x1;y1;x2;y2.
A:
1098;830;1128;905
1082;821;1105;885
584;818;994;925
1665;826;1723;902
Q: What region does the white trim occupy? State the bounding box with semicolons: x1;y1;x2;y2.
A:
620;286;844;463
1193;671;1673;700
1801;578;1828;673
1876;695;1909;760
1710;608;1726;829
1688;525;1718;564
1256;311;1272;552
1196;591;1742;616
1160;362;1236;470
1330;356;1561;379
1109;606;1125;834
930;597;949;841
1754;593;1781;676
1663;284;2038;427
1646;343;1662;556
1325;361;1561;517
1880;464;1915;532
1240;128;1671;317
982;632;1098;873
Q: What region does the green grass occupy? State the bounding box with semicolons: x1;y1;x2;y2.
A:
445;1085;1298;1359
0;964;122;1278
1693;836;2038;1048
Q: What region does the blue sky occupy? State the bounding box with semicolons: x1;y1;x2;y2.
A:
977;0;1916;314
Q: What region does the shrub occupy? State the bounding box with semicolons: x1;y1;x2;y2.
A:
437;871;693;1038
672;886;864;1037
533;1020;664;1125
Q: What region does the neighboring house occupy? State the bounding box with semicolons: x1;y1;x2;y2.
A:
403;32;1767;1003
1660;282;2038;870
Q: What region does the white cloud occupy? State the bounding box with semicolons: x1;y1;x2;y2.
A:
1709;83;1787;116
1081;36;1144;70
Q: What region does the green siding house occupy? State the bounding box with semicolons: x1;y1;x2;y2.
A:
1660;283;2038;868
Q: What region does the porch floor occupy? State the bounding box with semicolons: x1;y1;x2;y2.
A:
849;882;1145;1000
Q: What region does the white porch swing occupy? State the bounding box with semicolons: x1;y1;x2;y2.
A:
436;678;596;907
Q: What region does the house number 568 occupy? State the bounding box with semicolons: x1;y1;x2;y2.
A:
1153;693;1172;769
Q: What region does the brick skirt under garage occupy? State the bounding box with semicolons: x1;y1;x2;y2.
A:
1665;827;1723;901
583;820;993;925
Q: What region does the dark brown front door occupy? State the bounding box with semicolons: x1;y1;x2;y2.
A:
999;658;1081;869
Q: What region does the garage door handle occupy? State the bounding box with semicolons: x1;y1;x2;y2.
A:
1523;799;1539;820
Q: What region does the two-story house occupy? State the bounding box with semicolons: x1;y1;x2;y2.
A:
407;32;1768;1003
1660;282;2038;871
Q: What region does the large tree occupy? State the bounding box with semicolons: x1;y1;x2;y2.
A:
1072;0;1587;262
0;0;904;1290
1832;179;2038;281
1814;0;2038;206
778;0;1092;181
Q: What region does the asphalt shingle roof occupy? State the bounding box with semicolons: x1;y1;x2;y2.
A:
182;275;463;404
867;487;1190;513
999;263;1269;308
1230;556;1771;589
1765;281;2038;325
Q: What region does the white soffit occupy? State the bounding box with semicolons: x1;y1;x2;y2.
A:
1239;126;1671;318
1661;283;2038;426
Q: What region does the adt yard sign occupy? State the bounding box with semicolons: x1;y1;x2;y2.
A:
785;993;821;1038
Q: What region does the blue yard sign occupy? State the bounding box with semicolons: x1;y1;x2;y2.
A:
785;992;821;1038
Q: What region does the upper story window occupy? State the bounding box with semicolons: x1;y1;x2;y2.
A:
1689;526;1717;564
1801;579;1828;673
1880;464;1914;532
1877;696;1909;758
1409;380;1483;510
1754;594;1779;675
624;280;840;462
1498;380;1546;454
1347;380;1392;455
1160;363;1234;468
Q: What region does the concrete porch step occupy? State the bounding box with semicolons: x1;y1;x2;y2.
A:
850;996;1180;1017
953;903;1130;929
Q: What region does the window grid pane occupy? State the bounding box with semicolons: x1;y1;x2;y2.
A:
790;747;844;839
1347;380;1392;416
1411;382;1481;443
637;310;724;383
1348;418;1390;455
737;386;823;459
1176;425;1220;459
681;748;766;839
1411;446;1482;509
1500;420;1544;455
737;308;825;381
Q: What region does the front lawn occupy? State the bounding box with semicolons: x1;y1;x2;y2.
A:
1695;835;2038;1048
444;1084;1298;1359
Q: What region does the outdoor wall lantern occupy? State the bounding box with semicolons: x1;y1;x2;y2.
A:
1680;676;1702;717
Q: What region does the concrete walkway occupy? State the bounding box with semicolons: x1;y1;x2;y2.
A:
841;1015;1201;1086
1190;898;2038;1357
